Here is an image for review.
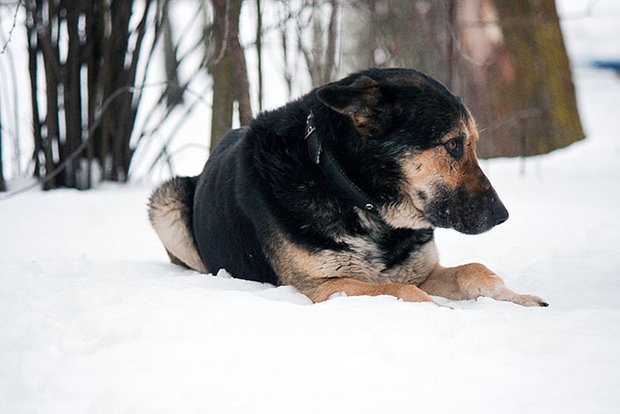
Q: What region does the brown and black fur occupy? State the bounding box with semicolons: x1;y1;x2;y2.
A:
148;68;547;307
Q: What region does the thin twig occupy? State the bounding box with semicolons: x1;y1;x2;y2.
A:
0;0;21;56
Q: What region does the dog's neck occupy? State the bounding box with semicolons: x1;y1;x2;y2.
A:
305;111;380;216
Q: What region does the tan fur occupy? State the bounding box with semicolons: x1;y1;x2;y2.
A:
419;263;546;306
400;119;481;193
148;192;207;274
266;230;439;302
269;230;546;306
392;117;493;225
308;277;437;304
380;190;433;230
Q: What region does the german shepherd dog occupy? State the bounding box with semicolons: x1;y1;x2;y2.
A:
149;68;547;307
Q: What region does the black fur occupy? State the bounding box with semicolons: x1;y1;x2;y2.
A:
379;228;434;270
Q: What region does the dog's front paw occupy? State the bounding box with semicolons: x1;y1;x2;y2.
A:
510;294;549;307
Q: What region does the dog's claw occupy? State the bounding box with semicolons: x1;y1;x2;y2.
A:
511;294;548;307
487;295;550;307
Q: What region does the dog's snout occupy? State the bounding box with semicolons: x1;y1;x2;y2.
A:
491;199;509;226
477;169;508;227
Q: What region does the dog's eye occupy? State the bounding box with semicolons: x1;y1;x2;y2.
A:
444;138;464;159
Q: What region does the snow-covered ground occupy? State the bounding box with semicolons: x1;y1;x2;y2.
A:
2;4;620;414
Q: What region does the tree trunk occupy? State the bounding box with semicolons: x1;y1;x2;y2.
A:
24;0;159;189
63;3;84;188
342;0;450;79
100;0;134;182
458;0;584;157
38;1;62;189
162;7;184;108
299;0;340;88
209;0;252;152
341;0;583;158
26;8;43;180
0;107;5;192
255;0;263;112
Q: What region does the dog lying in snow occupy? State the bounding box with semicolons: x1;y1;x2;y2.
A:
149;68;548;307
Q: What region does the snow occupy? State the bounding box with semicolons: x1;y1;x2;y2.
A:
2;5;620;414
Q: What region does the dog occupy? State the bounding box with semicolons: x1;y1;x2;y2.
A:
148;68;547;307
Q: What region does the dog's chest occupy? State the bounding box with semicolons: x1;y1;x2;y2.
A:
325;235;439;285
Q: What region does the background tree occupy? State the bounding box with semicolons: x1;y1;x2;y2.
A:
1;1;23;192
208;0;252;150
300;0;340;87
340;0;583;158
24;0;167;190
0;108;4;192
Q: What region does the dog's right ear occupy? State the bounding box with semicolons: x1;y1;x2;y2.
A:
317;76;386;136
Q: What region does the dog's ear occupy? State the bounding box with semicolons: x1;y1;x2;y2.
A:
317;76;386;136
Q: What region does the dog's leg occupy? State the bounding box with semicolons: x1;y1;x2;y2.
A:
148;177;207;273
306;277;439;304
419;263;548;307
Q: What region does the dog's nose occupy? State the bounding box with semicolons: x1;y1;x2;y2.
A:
491;200;509;226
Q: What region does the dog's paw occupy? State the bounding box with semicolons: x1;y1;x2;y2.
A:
510;294;549;307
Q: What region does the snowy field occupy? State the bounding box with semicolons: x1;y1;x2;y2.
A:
2;6;620;414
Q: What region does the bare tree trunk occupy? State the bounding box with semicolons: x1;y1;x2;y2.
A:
342;0;449;79
364;0;378;68
341;0;583;158
459;0;584;157
162;6;184;108
26;8;43;180
232;35;252;126
100;0;134;182
278;6;293;99
209;0;252;151
84;0;102;188
0;107;5;192
38;0;62;189
64;3;83;188
322;0;340;85
301;0;341;87
255;0;263;112
210;0;235;150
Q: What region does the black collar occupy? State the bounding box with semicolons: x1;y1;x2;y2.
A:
304;111;380;216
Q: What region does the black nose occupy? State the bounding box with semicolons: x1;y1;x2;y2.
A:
491;200;509;226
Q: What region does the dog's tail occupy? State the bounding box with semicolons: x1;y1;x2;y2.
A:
148;177;207;273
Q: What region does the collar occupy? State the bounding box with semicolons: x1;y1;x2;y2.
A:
304;111;380;216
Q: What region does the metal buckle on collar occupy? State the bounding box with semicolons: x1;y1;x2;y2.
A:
305;111;322;164
304;112;316;140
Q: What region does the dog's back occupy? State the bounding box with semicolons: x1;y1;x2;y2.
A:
191;127;280;284
148;127;280;285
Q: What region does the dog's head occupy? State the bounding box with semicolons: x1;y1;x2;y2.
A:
317;68;508;235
